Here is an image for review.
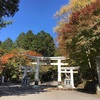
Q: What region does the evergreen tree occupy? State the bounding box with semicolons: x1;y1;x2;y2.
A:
23;30;35;50
16;30;35;50
34;31;55;57
0;41;2;46
1;38;14;53
0;47;4;57
15;32;25;48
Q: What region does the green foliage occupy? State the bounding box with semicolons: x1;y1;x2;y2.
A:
0;41;2;45
0;0;19;17
0;48;32;83
16;31;35;50
54;0;100;80
39;66;57;82
22;30;35;50
34;30;55;57
0;0;20;29
2;63;21;82
16;30;35;50
0;20;13;29
54;47;62;56
0;38;15;53
0;29;56;83
0;47;5;57
15;32;25;48
16;30;55;57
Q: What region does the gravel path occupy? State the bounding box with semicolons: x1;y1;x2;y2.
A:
0;85;99;100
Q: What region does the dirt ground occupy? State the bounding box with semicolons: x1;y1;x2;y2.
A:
0;84;100;100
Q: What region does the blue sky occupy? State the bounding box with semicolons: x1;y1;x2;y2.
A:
0;0;69;42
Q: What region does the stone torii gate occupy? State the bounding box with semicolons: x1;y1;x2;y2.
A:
27;55;79;88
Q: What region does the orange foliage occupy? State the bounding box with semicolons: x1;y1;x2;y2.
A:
1;49;42;64
26;51;42;57
70;0;100;24
1;53;14;64
54;0;100;56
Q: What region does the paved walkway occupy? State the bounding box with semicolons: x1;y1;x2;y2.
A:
0;90;100;100
0;85;99;100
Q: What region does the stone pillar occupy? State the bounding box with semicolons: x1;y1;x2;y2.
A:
22;67;27;79
70;69;75;88
58;59;61;83
34;58;40;86
96;56;100;86
1;75;4;83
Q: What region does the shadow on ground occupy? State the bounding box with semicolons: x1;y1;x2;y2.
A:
0;81;97;97
76;88;96;94
0;84;52;97
76;81;97;94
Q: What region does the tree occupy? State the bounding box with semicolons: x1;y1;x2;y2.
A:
0;48;42;82
15;32;26;48
0;0;20;29
16;30;55;56
0;41;2;46
54;0;100;57
55;0;96;21
54;0;100;80
16;30;35;50
54;0;97;56
23;30;35;50
1;38;15;53
0;47;4;57
34;31;55;57
70;0;100;79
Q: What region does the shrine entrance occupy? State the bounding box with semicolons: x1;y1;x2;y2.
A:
22;55;79;88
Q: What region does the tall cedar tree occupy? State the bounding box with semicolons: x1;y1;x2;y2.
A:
34;31;55;57
0;38;15;53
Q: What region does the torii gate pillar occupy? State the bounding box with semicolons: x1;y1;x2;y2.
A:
34;58;40;86
70;69;75;88
58;59;61;83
